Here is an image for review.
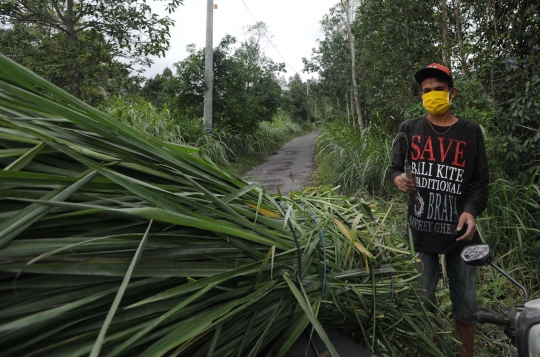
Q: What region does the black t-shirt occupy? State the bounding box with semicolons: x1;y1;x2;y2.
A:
388;115;489;254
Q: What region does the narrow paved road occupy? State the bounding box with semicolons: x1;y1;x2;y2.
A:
244;130;319;194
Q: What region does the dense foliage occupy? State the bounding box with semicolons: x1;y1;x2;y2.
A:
305;0;540;179
0;0;182;104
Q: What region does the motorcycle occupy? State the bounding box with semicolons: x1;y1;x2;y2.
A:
461;244;540;356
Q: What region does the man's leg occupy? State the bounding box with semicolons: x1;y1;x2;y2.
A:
446;253;478;357
415;252;440;313
412;252;440;357
455;319;475;357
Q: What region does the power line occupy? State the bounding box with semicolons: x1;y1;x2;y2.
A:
239;0;299;75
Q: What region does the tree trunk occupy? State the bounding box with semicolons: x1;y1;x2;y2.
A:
341;0;364;131
441;0;450;66
64;0;81;98
346;90;351;125
452;0;468;78
488;0;497;108
350;86;355;126
405;8;415;97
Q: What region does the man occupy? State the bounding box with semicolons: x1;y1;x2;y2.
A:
388;63;489;357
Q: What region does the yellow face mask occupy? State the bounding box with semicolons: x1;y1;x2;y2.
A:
422;90;451;116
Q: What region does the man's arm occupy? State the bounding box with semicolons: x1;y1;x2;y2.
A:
463;127;489;217
457;125;489;241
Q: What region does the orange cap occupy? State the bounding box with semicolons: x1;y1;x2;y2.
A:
415;63;454;88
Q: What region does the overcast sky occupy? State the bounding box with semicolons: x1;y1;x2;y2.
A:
143;0;338;81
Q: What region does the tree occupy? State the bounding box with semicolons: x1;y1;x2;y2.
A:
451;0;468;77
441;0;450;66
303;4;354;122
304;0;440;128
359;0;440;119
0;0;182;99
0;21;139;105
341;0;364;130
455;0;540;178
153;28;285;133
143;67;174;108
282;74;309;122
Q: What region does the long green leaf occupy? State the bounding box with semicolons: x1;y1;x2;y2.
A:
89;220;153;357
0;170;97;248
282;272;340;357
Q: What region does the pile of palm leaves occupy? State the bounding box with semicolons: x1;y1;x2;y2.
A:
0;55;452;356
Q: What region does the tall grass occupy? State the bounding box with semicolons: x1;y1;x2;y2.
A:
104;99;304;172
316;121;394;198
220;111;304;157
477;174;540;291
104;97;197;144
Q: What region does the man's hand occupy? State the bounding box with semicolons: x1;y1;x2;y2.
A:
393;172;416;193
456;212;477;242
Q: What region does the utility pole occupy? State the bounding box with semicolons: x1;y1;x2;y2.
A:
203;0;214;130
306;79;309;122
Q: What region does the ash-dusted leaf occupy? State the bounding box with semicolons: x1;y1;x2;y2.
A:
334;218;374;259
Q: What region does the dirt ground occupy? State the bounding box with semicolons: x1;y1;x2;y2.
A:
243;130;319;194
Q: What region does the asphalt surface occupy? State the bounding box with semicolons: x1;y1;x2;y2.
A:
244;130;319;194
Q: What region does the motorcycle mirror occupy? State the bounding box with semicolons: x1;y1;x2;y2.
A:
461;244;493;266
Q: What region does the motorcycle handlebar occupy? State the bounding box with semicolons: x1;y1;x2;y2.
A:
475;310;511;327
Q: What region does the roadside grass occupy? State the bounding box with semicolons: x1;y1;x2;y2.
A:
314;121;394;198
103;98;309;175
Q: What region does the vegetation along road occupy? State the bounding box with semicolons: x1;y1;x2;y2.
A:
2;0;540;356
244;130;319;194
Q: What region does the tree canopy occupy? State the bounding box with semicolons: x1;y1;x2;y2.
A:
144;23;288;134
0;0;182;102
303;0;540;178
